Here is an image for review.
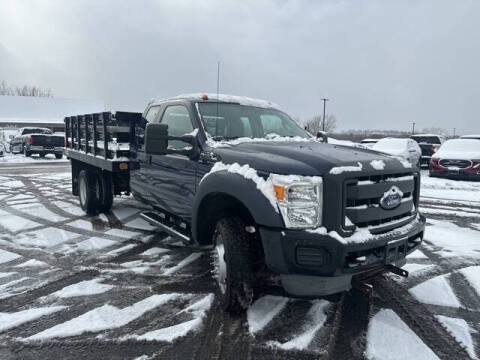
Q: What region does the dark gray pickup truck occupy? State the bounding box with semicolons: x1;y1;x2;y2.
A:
11;127;64;158
64;94;425;313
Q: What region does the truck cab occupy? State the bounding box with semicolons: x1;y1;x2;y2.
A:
65;94;426;313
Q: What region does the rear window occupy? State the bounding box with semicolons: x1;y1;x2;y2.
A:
410;136;441;144
22;128;52;135
373;138;408;150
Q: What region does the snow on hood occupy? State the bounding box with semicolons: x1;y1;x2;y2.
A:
434;139;480;160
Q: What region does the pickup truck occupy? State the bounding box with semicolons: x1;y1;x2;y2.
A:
64;93;425;313
10;127;64;158
410;134;445;167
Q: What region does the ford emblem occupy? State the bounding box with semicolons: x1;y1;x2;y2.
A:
379;186;403;210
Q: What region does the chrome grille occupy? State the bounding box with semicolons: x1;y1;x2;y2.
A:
439;159;471;169
344;172;418;232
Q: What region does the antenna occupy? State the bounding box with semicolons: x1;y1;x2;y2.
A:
216;61;220;100
216;61;220;126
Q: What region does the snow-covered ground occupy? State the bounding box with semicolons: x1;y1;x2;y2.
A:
0;151;68;164
0;166;480;359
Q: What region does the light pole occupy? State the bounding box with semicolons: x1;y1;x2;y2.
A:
321;98;329;132
411;122;416;135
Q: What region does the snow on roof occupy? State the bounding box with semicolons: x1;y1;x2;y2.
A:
0;95;104;124
410;133;445;138
154;93;280;109
460;134;480;139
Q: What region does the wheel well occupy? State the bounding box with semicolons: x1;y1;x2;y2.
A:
196;193;256;246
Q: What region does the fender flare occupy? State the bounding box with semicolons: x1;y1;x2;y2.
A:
192;171;284;243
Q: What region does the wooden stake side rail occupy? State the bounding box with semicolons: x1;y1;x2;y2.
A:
64;111;142;172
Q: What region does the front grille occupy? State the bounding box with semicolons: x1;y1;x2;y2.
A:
344;172;418;232
439;159;471;169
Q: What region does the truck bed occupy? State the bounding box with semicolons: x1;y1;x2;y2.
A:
64;111;142;172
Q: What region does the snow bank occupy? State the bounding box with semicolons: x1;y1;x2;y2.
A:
366;308;439;360
247;295;289;335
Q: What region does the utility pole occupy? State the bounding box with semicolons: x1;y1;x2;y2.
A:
321;98;329;132
411;122;416;135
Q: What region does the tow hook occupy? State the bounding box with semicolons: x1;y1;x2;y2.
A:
351;279;373;294
386;264;409;278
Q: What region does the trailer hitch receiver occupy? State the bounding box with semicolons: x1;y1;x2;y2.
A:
386;264;409;278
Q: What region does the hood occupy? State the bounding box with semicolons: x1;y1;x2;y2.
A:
208;140;409;176
434;149;480;160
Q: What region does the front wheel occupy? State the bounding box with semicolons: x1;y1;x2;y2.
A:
55;154;63;159
212;217;257;313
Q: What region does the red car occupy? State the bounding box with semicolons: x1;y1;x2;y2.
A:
430;139;480;180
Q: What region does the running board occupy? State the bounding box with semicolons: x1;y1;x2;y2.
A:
141;211;191;243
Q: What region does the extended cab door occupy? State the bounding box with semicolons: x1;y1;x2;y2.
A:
130;105;163;201
145;104;198;221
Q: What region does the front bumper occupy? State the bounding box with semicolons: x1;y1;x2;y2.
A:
260;213;426;277
430;169;480;181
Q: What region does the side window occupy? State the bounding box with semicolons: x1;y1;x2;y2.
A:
260;114;287;137
160;105;194;149
145;106;161;123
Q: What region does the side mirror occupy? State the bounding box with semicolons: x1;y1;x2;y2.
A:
145;123;168;155
145;123;199;158
316;131;328;143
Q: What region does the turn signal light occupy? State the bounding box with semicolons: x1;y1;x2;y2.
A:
202;94;209;100
274;185;285;201
119;163;128;170
28;136;33;145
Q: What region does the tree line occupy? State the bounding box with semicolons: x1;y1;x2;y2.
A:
0;81;53;97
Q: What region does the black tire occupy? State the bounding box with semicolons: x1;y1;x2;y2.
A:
213;217;257;313
23;146;31;157
78;169;98;215
39;153;46;158
55;154;63;159
97;172;113;213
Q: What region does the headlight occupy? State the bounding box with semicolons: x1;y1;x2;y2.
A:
270;176;323;229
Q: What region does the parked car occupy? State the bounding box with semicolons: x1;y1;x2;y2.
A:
0;144;4;157
360;138;379;148
410;134;445;167
430;139;480;180
64;93;425;313
372;137;421;167
460;134;480;140
10;127;64;158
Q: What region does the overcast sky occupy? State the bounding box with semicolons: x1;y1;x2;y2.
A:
1;0;479;134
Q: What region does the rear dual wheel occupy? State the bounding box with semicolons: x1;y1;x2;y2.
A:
78;170;113;215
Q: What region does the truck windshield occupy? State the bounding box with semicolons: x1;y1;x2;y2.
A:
197;103;310;140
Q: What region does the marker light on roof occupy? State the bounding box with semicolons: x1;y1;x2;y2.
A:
202;94;209;100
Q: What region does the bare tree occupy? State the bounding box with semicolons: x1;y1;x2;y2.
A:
304;114;337;135
0;81;52;97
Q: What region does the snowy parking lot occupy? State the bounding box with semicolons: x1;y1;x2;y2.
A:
0;165;480;359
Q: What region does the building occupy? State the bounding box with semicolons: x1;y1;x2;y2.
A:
0;95;105;132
